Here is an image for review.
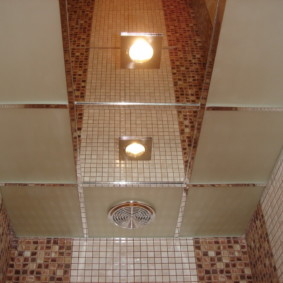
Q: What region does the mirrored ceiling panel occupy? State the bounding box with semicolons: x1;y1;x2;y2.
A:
1;185;83;237
77;105;197;185
190;111;283;184
207;0;283;107
67;0;207;104
0;0;67;104
85;49;175;103
180;186;264;237
0;109;76;184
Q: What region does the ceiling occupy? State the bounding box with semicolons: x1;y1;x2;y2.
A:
0;0;282;238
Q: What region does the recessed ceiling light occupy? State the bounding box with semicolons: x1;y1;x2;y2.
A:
129;38;154;63
121;32;163;69
125;142;146;158
119;136;152;161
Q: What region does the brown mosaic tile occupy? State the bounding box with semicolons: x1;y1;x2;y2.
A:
59;0;76;125
184;0;226;177
190;0;212;65
59;0;95;159
162;0;207;170
162;0;206;105
194;237;253;283
67;0;95;102
246;204;279;283
0;197;14;283
5;238;73;283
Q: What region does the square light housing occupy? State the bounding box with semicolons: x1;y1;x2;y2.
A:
119;136;152;161
121;32;163;69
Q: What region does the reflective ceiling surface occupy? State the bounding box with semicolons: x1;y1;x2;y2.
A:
0;0;282;237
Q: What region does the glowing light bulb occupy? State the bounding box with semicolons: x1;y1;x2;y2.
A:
129;38;154;63
125;143;146;158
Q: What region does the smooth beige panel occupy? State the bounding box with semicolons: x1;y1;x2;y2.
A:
0;109;76;183
85;187;183;237
1;186;83;237
0;0;67;104
207;0;283;107
190;111;283;184
180;186;264;237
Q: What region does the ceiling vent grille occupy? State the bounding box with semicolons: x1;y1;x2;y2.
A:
108;201;155;229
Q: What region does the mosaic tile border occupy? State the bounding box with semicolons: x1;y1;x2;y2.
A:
0;196;14;283
194;237;253;283
162;0;207;170
5;238;73;283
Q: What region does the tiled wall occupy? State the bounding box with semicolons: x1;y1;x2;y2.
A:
194;237;253;283
260;151;283;281
2;1;280;283
70;238;198;283
246;151;283;282
246;205;279;283
0;195;13;283
4;236;256;283
5;238;73;283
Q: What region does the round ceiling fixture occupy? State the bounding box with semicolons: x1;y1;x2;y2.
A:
125;142;146;158
129;38;154;63
108;201;155;229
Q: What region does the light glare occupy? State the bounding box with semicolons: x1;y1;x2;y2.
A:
129;38;154;63
125;142;146;158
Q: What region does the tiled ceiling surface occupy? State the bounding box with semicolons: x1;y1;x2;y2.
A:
91;0;166;49
85;50;175;103
84;187;183;237
207;0;283;107
1;186;83;237
180;186;264;237
79;106;186;184
0;0;67;104
1;0;282;238
0;109;77;184
85;0;172;104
